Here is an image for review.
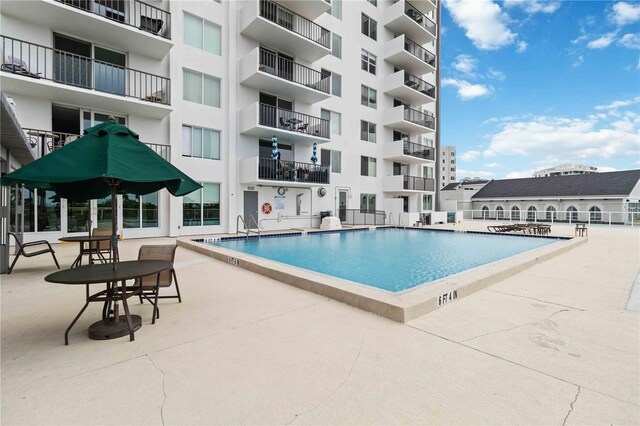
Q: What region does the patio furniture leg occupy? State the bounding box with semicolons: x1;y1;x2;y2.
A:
102;282;113;320
50;251;60;269
119;280;135;342
172;270;182;303
65;285;91;345
152;274;161;324
7;248;23;274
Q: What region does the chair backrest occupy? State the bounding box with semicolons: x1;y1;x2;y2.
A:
92;227;113;250
138;245;177;287
6;55;28;69
8;232;23;249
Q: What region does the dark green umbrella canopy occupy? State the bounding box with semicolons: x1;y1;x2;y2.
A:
0;121;201;200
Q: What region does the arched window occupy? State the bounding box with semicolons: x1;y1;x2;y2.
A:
511;206;520;221
496;206;504;219
481;206;489;219
546;206;556;221
527;206;537;221
567;206;578;221
589;206;602;222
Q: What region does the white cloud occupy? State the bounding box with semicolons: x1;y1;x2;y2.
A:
637;58;640;70
487;68;506;80
619;33;640;49
456;169;496;179
504;0;561;14
444;0;517;50
609;2;640;26
485;162;502;168
460;150;481;161
442;78;493;100
587;32;618;49
595;96;640;111
572;55;585;67
596;166;619;173
571;34;589;44
505;170;535;179
483;114;640;161
452;54;478;76
516;41;527;53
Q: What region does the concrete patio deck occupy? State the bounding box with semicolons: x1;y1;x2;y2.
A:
1;222;639;425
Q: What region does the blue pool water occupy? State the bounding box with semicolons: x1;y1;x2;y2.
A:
210;229;559;292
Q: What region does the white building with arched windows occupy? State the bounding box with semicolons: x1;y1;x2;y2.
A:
464;170;640;225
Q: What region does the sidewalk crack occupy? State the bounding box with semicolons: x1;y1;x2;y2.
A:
146;354;167;426
562;386;581;426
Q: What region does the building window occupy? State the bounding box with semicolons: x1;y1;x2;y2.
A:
321;109;341;135
546;206;556;221
589;206;602;222
323;69;341;97
423;166;433;178
329;0;342;19
184;13;221;55
510;206;520;221
361;49;376;75
182;125;220;159
361;14;377;40
451;167;455;172
183;70;220;107
183;183;221;226
21;188;61;233
496;206;505;219
332;34;342;58
567;206;578;221
423;137;434;147
360;193;376;211
527;206;537;221
360;120;376;143
423;194;433;210
361;85;377;108
331;150;342;173
481;206;489;219
123;192;159;229
451;159;455;164
361;156;377;177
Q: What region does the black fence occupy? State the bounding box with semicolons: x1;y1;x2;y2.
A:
404;36;436;68
258;158;329;184
403;140;435;160
1;36;171;105
54;0;171;39
259;0;331;48
339;209;386;226
258;103;330;139
405;1;437;36
403;106;436;130
404;71;435;98
259;48;330;93
403;175;435;191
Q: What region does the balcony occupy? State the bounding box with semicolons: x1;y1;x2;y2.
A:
384;175;435;193
22;128;171;160
383;105;435;133
240;0;331;62
273;0;331;19
240;102;330;144
0;36;172;119
240;157;329;187
384;140;435;163
384;35;436;76
0;0;172;59
240;47;331;103
385;0;437;44
384;70;435;105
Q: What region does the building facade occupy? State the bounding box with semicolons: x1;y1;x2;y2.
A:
533;163;598;178
0;0;441;242
439;178;489;212
440;144;455;187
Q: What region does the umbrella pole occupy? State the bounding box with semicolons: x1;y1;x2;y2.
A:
110;184;119;271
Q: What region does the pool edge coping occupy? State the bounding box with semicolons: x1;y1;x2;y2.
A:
177;232;587;323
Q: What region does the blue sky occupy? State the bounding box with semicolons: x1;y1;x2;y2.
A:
440;0;640;179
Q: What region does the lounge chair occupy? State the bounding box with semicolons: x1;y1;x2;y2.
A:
139;16;164;35
2;55;42;79
135;244;181;324
144;89;165;103
7;232;59;274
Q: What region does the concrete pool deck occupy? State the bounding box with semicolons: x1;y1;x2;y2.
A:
1;221;639;424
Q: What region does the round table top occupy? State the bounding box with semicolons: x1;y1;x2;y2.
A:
59;235;113;243
45;260;172;285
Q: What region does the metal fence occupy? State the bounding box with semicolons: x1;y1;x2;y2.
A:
404;36;436;68
403;175;435;191
258;158;329;184
404;71;436;98
259;0;331;48
54;0;171;39
258;103;330;139
259;48;329;94
340;209;386;226
404;1;437;36
462;209;640;226
403;140;434;160
403;106;436;130
1;35;170;105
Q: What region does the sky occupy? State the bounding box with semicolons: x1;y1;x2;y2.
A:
440;0;640;179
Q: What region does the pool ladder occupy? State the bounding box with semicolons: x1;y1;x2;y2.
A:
387;214;406;228
236;215;261;238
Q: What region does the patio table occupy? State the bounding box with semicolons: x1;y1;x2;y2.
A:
59;235;113;268
45;260;172;345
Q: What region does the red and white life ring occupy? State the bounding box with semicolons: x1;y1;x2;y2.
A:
261;202;273;214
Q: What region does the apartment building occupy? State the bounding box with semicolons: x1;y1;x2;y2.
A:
533;163;598;178
440;144;455;187
0;0;440;242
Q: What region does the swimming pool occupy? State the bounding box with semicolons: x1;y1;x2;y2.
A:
209;228;560;292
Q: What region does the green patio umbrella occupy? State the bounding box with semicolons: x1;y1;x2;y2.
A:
1;119;201;266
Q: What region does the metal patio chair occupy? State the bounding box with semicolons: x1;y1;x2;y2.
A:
7;232;60;274
135;244;181;324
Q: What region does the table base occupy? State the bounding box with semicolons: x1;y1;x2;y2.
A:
88;315;142;340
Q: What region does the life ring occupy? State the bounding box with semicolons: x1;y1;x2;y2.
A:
262;203;273;214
